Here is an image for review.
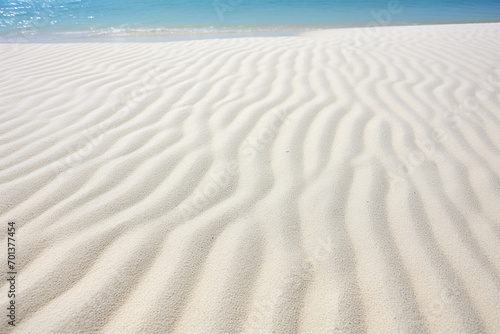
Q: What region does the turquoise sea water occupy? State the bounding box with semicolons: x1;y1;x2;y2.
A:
1;0;500;41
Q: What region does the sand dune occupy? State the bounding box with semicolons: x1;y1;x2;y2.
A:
1;23;500;333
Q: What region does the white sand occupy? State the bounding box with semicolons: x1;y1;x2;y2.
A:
1;23;500;333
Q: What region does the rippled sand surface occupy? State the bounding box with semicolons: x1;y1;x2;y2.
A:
0;23;500;333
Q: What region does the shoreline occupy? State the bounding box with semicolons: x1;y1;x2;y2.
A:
1;20;500;43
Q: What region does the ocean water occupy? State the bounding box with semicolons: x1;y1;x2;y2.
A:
1;0;500;41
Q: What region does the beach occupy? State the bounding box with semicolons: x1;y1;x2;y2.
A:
0;22;500;333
